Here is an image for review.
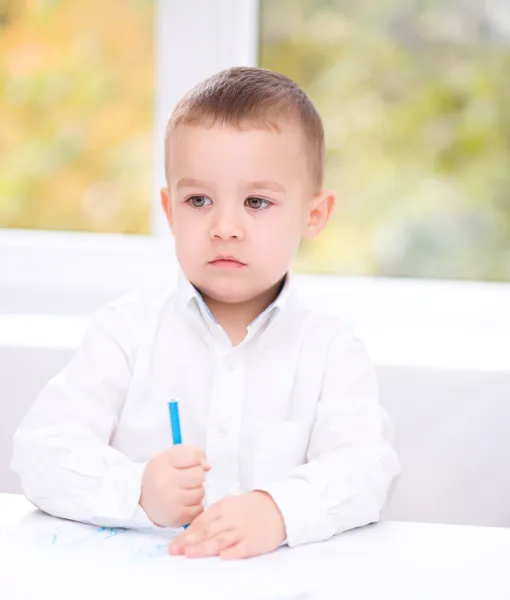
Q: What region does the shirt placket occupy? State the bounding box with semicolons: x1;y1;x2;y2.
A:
204;340;245;506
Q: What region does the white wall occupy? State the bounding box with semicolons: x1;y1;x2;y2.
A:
2;335;509;528
1;345;71;494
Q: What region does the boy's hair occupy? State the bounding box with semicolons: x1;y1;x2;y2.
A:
165;66;325;191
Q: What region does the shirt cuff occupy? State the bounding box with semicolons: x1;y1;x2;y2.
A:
257;478;333;547
84;461;176;534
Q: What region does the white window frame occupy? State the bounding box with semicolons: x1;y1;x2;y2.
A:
1;0;509;370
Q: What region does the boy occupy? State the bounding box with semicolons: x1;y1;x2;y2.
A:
11;67;400;560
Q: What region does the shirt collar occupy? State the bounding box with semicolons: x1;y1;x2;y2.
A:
175;271;296;338
247;273;294;333
175;273;215;330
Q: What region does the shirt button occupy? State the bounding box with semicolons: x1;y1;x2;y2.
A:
217;423;228;437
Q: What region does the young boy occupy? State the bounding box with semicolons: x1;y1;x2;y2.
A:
11;67;400;560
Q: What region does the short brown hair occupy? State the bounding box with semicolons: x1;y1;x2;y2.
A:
165;66;325;190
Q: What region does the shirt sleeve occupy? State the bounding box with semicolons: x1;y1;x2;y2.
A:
10;302;159;531
259;334;401;547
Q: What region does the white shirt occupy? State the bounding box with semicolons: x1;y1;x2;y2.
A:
11;275;400;547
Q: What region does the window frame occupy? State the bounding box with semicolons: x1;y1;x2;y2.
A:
2;0;509;363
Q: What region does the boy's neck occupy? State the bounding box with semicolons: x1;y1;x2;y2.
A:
200;278;285;346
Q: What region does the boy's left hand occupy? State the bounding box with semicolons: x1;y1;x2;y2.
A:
168;491;286;560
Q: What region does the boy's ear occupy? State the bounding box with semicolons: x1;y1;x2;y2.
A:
303;189;336;240
160;187;174;233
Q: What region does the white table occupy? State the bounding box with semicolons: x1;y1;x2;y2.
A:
1;493;509;600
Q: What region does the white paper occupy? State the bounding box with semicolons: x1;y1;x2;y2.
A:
0;509;310;600
2;508;510;600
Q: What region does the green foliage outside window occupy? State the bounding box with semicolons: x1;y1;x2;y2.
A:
0;0;154;234
260;0;510;281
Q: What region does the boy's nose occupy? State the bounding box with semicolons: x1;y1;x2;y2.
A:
210;209;245;240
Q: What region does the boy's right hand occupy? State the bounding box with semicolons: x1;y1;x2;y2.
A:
140;445;211;528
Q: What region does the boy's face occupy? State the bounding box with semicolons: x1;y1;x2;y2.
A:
161;122;334;305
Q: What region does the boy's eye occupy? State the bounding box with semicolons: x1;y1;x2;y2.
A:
245;197;270;210
187;195;212;208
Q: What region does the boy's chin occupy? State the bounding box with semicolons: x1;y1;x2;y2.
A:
201;286;258;305
195;279;267;306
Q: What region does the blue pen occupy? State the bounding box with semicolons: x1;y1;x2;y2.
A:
168;400;188;529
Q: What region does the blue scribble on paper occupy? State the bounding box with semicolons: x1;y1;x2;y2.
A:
95;527;127;540
39;526;124;547
134;543;168;560
30;521;170;562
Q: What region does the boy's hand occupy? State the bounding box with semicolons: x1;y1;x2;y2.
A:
168;491;286;560
140;445;211;528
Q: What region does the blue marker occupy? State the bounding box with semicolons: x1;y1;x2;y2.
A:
168;400;188;529
168;400;183;445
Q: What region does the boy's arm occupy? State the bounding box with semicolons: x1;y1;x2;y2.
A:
11;303;155;530
259;335;401;547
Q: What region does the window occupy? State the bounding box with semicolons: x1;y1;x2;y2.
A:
0;0;154;234
259;0;510;282
2;0;509;345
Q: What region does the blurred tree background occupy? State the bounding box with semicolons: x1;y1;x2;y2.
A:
1;0;509;281
261;0;510;281
0;0;153;234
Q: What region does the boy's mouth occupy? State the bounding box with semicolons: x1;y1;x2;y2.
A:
209;256;247;269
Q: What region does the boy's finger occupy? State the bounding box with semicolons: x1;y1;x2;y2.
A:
179;466;205;489
169;514;203;553
219;540;250;561
169;536;186;555
184;517;230;546
173;505;222;546
185;531;239;559
170;446;207;468
183;503;204;523
178;507;208;539
182;486;205;506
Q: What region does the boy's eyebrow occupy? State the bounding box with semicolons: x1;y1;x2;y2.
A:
176;177;214;189
245;180;286;193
